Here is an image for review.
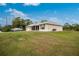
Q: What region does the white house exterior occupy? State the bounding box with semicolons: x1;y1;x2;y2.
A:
26;22;63;32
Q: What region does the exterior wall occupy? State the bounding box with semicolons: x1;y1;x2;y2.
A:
26;26;32;31
44;24;63;31
52;25;63;31
45;24;53;31
26;24;63;32
39;24;47;31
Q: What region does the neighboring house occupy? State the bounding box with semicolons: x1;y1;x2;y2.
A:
11;28;23;32
26;22;63;32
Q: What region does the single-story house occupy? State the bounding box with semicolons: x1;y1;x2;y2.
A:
26;22;63;32
11;28;23;32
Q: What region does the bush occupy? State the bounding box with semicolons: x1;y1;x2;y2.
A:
63;23;79;31
1;25;12;32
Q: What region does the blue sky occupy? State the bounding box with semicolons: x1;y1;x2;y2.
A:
0;3;79;26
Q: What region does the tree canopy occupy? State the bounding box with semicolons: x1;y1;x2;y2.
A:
12;17;32;30
63;23;79;31
40;20;48;23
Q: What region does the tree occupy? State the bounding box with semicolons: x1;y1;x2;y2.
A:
12;17;32;30
0;24;2;30
12;17;21;28
72;24;79;31
63;23;79;31
63;23;73;31
25;19;33;26
19;19;26;30
40;20;48;23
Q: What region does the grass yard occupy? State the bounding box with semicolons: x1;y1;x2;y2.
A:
0;31;79;56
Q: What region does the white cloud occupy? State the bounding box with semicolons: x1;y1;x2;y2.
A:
0;3;6;6
23;3;40;6
6;8;29;19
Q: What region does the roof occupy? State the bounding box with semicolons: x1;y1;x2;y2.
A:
11;28;23;31
28;22;62;27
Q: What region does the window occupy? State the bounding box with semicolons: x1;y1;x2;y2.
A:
36;26;39;30
32;26;39;30
52;29;56;31
40;24;45;29
41;27;45;29
32;26;35;30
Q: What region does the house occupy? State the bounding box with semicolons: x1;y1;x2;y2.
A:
11;28;23;32
26;22;63;32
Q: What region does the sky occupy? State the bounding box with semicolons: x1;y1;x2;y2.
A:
0;3;79;26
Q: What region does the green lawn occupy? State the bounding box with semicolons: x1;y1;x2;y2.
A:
0;31;79;56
